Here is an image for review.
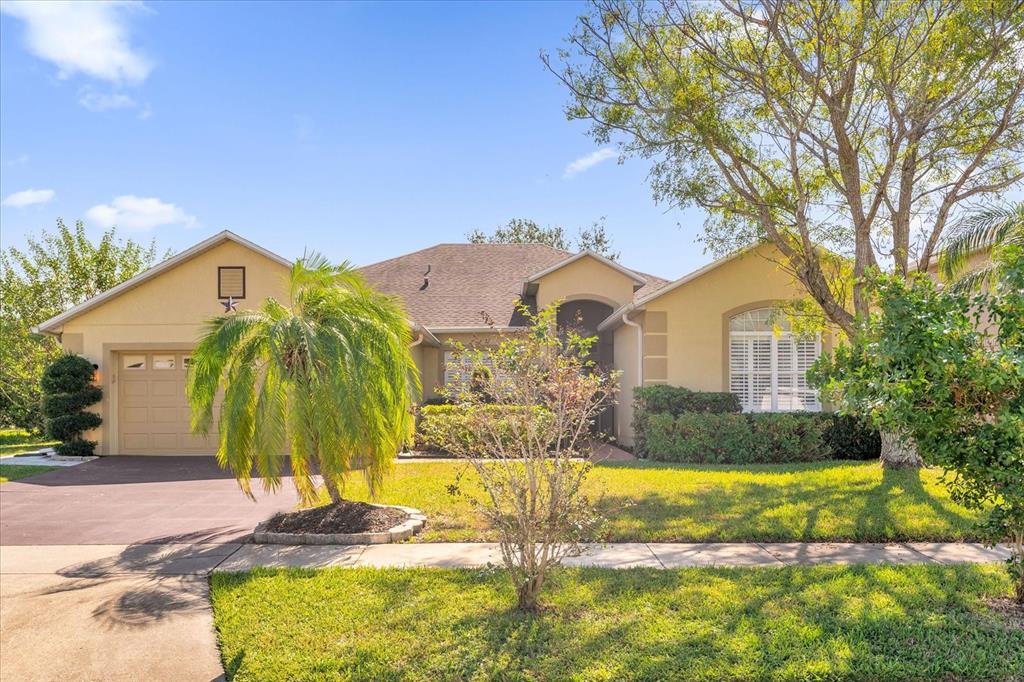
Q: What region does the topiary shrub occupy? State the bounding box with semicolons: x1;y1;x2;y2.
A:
41;354;102;457
632;385;741;456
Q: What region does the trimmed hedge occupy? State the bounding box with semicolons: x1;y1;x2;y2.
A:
415;404;550;454
643;411;880;464
632;385;741;455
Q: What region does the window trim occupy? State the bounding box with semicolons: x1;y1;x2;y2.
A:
217;266;246;299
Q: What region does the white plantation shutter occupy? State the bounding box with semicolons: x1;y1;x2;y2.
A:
795;339;821;410
728;309;822;412
729;338;750;407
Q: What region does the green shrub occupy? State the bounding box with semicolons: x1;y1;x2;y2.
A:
749;412;830;462
40;354;101;457
643;411;853;464
644;412;754;463
823;414;881;460
632;385;741;455
416;404;549;454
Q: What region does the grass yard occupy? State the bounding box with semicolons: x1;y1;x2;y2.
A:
0;428;57;458
336;460;980;543
0;464;60;483
211;564;1023;681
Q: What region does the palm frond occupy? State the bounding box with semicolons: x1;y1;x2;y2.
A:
187;251;418;503
939;203;1024;285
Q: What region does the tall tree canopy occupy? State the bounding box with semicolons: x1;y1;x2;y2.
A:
0;219;165;430
548;0;1024;335
468;217;621;260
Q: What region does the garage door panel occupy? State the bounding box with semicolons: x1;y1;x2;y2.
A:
121;434;150;451
151;407;178;423
121;381;148;398
122;407;149;424
118;352;217;455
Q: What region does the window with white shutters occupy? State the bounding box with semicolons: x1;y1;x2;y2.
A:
728;308;821;412
444;351;500;388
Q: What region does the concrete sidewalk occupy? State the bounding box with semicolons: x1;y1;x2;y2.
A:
2;541;1011;576
1;540;1010;681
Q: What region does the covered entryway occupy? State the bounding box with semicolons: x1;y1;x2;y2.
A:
117;351;217;454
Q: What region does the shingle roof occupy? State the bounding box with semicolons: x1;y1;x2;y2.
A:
357;243;670;328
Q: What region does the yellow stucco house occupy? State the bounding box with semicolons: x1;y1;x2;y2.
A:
34;230;829;454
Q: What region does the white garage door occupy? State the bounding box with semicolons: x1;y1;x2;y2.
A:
118;351;219;454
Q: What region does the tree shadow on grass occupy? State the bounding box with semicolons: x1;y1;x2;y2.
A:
594;463;977;543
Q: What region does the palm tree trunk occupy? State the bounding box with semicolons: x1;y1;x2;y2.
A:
879;430;923;469
326;480;343;504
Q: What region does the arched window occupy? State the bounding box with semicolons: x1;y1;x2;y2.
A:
728;308;821;412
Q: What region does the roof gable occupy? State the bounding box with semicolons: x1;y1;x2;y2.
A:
34;231;289;334
525;250;647;288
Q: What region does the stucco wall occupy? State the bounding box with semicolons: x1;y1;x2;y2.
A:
614;243;837;447
58;240;291;454
535;256;637;310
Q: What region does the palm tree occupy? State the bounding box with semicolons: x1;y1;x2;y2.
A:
939;202;1024;292
187;252;419;505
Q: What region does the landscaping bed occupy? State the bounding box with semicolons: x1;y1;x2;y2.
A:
265;501;408;534
334;460;980;543
211;564;1023;681
256;502;426;545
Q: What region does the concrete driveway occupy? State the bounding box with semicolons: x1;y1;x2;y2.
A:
0;456;300;681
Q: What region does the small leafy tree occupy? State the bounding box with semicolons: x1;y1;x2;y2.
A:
468;217;620;260
811;247;1024;602
41;354;102;457
443;305;618;611
187;253;419;504
1;219;164;430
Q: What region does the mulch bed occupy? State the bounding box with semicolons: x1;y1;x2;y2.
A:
264;501;408;535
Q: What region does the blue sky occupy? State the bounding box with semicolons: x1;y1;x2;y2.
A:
0;0;710;280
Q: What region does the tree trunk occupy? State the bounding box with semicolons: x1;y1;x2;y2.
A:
516;575;545;612
326;481;343;504
879;430;923;469
1012;532;1024;604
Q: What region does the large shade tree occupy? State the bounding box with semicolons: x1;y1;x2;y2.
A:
187;253;419;504
0;219;163;430
548;0;1024;465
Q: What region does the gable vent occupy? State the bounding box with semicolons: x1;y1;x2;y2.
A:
218;266;246;299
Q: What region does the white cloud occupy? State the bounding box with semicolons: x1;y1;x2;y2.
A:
2;188;56;207
0;1;152;85
563;147;617;178
6;154;30;166
86;195;196;231
78;88;137;112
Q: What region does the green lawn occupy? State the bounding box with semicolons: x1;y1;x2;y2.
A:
0;464;60;483
0;428;57;458
211;564;1023;681
336;460;980;543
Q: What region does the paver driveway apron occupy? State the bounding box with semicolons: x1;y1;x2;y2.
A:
0;456;300;682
